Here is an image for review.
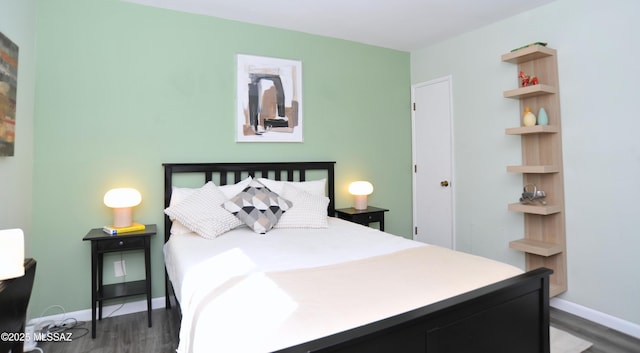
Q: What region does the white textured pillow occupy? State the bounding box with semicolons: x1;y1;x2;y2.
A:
257;178;326;196
275;182;329;229
168;177;252;235
164;182;243;239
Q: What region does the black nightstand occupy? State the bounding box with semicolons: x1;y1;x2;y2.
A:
335;206;389;231
82;224;156;338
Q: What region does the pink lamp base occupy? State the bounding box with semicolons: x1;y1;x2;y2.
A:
353;195;368;210
112;207;133;228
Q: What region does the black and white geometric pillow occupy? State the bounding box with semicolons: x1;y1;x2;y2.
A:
223;181;293;234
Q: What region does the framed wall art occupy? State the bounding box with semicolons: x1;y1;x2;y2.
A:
0;31;18;156
236;54;303;142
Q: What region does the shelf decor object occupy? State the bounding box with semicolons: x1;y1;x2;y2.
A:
523;107;536;126
502;44;567;297
537;107;549;125
519;70;539;87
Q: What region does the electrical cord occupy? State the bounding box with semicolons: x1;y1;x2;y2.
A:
31;263;130;350
48;319;90;340
104;302;125;318
28;304;90;352
35;305;66;332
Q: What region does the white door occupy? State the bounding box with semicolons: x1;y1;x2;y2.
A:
411;76;455;248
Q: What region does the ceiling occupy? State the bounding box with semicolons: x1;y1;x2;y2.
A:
124;0;556;51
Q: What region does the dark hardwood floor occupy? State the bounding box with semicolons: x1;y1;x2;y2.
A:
36;308;180;353
36;307;639;353
550;307;640;353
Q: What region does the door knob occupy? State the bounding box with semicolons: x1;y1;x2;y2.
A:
440;180;449;187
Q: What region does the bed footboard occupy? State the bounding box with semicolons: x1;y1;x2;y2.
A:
276;267;551;353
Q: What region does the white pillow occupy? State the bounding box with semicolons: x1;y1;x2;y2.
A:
168;177;252;235
257;178;326;196
275;182;329;229
164;182;243;239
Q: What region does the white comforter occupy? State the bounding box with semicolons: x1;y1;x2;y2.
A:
164;218;423;305
164;218;522;353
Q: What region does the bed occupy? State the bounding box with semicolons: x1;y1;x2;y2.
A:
162;161;551;353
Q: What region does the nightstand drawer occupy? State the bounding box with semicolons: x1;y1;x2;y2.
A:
97;237;144;251
351;213;383;224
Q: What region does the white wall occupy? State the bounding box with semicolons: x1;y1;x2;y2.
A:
411;0;640;328
0;1;36;250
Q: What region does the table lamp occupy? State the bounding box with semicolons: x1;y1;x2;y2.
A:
103;188;142;228
0;228;25;281
348;181;373;210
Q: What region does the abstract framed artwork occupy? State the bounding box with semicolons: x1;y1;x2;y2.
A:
0;31;18;156
236;54;302;142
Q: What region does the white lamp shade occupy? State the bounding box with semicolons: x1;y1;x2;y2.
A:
0;228;25;280
104;188;142;227
103;188;142;208
348;181;374;196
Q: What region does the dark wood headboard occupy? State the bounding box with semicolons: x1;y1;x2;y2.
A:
162;161;336;243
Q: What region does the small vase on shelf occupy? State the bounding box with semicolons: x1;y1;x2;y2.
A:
537;107;549;125
523;107;536;127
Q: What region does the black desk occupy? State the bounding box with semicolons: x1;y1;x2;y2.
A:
83;225;155;338
0;259;36;353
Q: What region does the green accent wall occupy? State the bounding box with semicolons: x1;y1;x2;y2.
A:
30;0;411;315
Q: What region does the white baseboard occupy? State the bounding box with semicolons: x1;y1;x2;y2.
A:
28;297;167;328
551;298;640;339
